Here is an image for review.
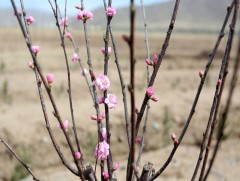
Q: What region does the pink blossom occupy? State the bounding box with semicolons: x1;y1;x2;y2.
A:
146;86;154;97
95;140;109;160
59;17;68;27
113;162;119;171
217;79;222;85
26;16;35;25
135;137;142;143
76;10;93;21
58;120;69;129
97;115;103;122
46;73;54;84
98;96;105;104
31;45;40;54
94;74;110;91
81;68;88;76
72;53;79;62
101;46;112;55
106;7;116;17
65;32;71;39
105;94;117;109
102;171;109;180
28;61;34;69
75;151;81;159
101;127;107;141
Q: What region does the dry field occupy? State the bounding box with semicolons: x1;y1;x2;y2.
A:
0;27;240;181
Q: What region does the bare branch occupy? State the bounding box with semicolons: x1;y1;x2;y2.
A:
0;137;41;181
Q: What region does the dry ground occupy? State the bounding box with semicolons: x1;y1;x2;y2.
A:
0;27;240;181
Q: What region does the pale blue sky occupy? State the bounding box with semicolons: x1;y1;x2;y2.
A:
2;0;170;14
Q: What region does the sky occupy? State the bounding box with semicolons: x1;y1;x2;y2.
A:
2;0;169;14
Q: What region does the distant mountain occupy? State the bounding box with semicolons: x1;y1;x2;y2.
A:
0;0;234;33
91;0;233;32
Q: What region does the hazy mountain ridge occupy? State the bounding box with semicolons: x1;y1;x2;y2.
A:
0;0;235;32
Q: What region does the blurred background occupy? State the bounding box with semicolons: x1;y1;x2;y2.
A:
1;0;240;181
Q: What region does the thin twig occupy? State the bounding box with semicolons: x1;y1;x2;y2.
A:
102;0;131;149
50;0;84;166
56;3;94;100
102;0;114;179
126;0;136;180
11;0;85;179
136;0;151;170
33;67;79;176
78;1;103;178
19;0;32;43
149;1;235;180
0;137;41;181
136;0;180;135
203;29;240;181
192;1;238;180
110;29;130;148
199;2;239;181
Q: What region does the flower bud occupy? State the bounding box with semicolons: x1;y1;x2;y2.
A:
90;115;97;121
26;16;35;25
145;59;153;66
113;162;119;171
31;45;40;55
75;151;81;159
199;70;204;79
46;73;54;86
146;86;154;97
135;137;141;143
28;61;34;69
151;96;158;102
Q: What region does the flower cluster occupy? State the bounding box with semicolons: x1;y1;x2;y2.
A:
59;17;68;27
76;10;93;22
101;46;112;55
26;16;35;25
31;45;40;55
102;171;109;180
105;94;117;109
146;86;158;102
46;73;54;87
57;120;69;129
106;7;116;17
145;54;158;66
135;137;142;143
75;151;81;159
95;140;109;160
72;53;79;62
94;74;110;91
65;32;71;39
